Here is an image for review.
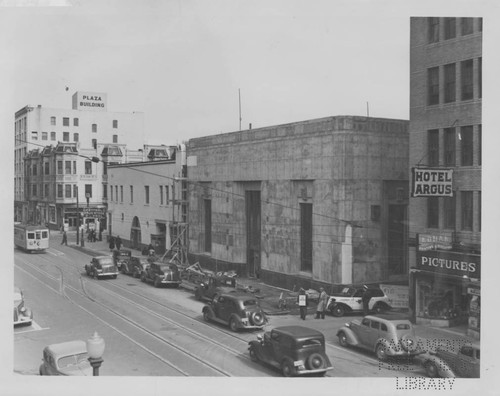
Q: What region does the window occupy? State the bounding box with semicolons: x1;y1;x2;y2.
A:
44;162;49;175
130;186;133;203
44;184;49;198
444;128;456;166
73;185;77;198
57;161;63;174
32;184;37;197
85;161;92;174
32;164;37;176
478;125;482;166
461;59;474;100
85;184;92;198
63;132;69;142
110;185;114;201
370;320;380;329
204;199;212;252
443;17;456;40
42;132;48;140
112;135;118;143
57;184;63;198
92;139;97;149
160;186;164;205
63;117;69;126
120;185;123;203
73;118;79;126
461;191;473;231
381;323;388;332
444;63;456;103
73;133;79;142
103;184;107;200
51;132;56;141
479;18;482;31
461;126;473;166
165;185;170;203
50;116;56;125
31;131;38;140
427;197;439;228
300;202;313;272
478;58;482;98
145;186;150;204
65;161;71;174
461;18;474;35
428;17;440;43
443;196;456;229
73;161;77;174
427;67;439;105
115;186;118;202
92;124;97;133
113;120;118;128
428;129;439;166
361;318;370;327
65;184;71;198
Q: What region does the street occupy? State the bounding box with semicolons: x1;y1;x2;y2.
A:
14;235;428;377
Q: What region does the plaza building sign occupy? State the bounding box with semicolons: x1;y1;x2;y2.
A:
72;91;107;112
411;168;453;197
416;250;480;279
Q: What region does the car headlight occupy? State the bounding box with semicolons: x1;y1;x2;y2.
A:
20;307;26;313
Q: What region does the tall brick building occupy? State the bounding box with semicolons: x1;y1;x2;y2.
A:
409;17;481;338
187;115;409;291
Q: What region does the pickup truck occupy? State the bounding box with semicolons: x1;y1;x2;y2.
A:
420;343;480;378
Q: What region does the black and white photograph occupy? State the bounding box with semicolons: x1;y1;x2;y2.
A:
3;0;498;395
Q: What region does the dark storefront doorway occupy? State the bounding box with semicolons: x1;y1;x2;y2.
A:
245;190;261;278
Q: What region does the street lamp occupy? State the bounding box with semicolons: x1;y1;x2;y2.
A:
86;332;105;376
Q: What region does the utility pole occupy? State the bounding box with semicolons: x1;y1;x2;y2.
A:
76;186;80;245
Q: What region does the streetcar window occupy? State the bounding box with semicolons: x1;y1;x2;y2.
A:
27;233;35;239
42;231;48;238
36;232;41;239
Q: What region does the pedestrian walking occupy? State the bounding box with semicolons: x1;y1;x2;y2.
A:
297;288;308;320
115;235;122;250
61;230;67;246
315;287;328;319
109;236;115;251
362;285;372;316
147;243;155;257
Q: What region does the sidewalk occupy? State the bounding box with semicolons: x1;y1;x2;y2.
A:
64;232;476;346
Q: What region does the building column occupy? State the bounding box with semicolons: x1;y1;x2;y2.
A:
341;224;352;284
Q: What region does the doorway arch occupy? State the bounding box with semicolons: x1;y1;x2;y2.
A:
130;216;142;249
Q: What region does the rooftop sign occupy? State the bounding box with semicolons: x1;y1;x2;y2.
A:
72;91;107;112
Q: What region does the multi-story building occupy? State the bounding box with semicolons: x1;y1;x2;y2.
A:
106;145;187;255
14;91;145;224
187;115;409;292
409;17;481;338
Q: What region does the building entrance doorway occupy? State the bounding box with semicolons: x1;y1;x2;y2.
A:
245;190;261;278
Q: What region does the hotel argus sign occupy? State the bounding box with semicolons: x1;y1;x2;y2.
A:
411;168;453;197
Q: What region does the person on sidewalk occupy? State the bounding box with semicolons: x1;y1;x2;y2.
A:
297;288;308;320
315;287;328;319
362;285;371;316
61;230;67;246
115;236;122;250
109;236;115;251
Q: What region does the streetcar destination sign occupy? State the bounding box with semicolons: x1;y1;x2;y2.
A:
411;168;453;197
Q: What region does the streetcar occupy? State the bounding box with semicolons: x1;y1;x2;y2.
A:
14;223;49;253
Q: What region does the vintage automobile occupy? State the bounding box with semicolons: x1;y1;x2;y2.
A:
248;325;333;377
84;256;119;279
112;249;132;270
194;275;236;301
140;261;182;288
121;255;150;278
327;285;391;317
202;292;267;332
14;286;33;326
420;344;480;378
39;340;92;376
336;314;424;361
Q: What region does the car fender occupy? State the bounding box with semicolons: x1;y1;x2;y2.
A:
422;354;456;378
248;340;267;362
202;305;215;317
229;313;243;326
336;326;359;346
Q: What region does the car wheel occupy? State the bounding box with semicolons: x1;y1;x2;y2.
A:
229;318;238;332
401;334;417;352
203;310;210;322
307;353;325;370
375;343;388;361
248;345;259;362
281;359;296;377
154;278;161;288
373;303;387;314
331;305;345;317
338;331;349;347
425;361;439;378
250;312;265;326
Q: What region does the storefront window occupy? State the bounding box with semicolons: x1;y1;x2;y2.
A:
417;278;468;320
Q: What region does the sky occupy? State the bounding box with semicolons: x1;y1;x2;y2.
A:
2;1;500;395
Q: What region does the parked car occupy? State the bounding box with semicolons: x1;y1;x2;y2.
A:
84;256;119;279
327;286;391;317
121;255;150;278
202;292;267;332
194;275;236;301
248;325;333;377
113;249;132;270
14;286;33;326
336;314;424;361
420;344;480;378
39;340;92;376
140;261;181;288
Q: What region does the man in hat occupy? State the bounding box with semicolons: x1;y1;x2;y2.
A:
297;288;308;320
362;285;371;316
315;287;328;319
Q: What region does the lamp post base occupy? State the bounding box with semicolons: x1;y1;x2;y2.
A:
88;357;103;376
